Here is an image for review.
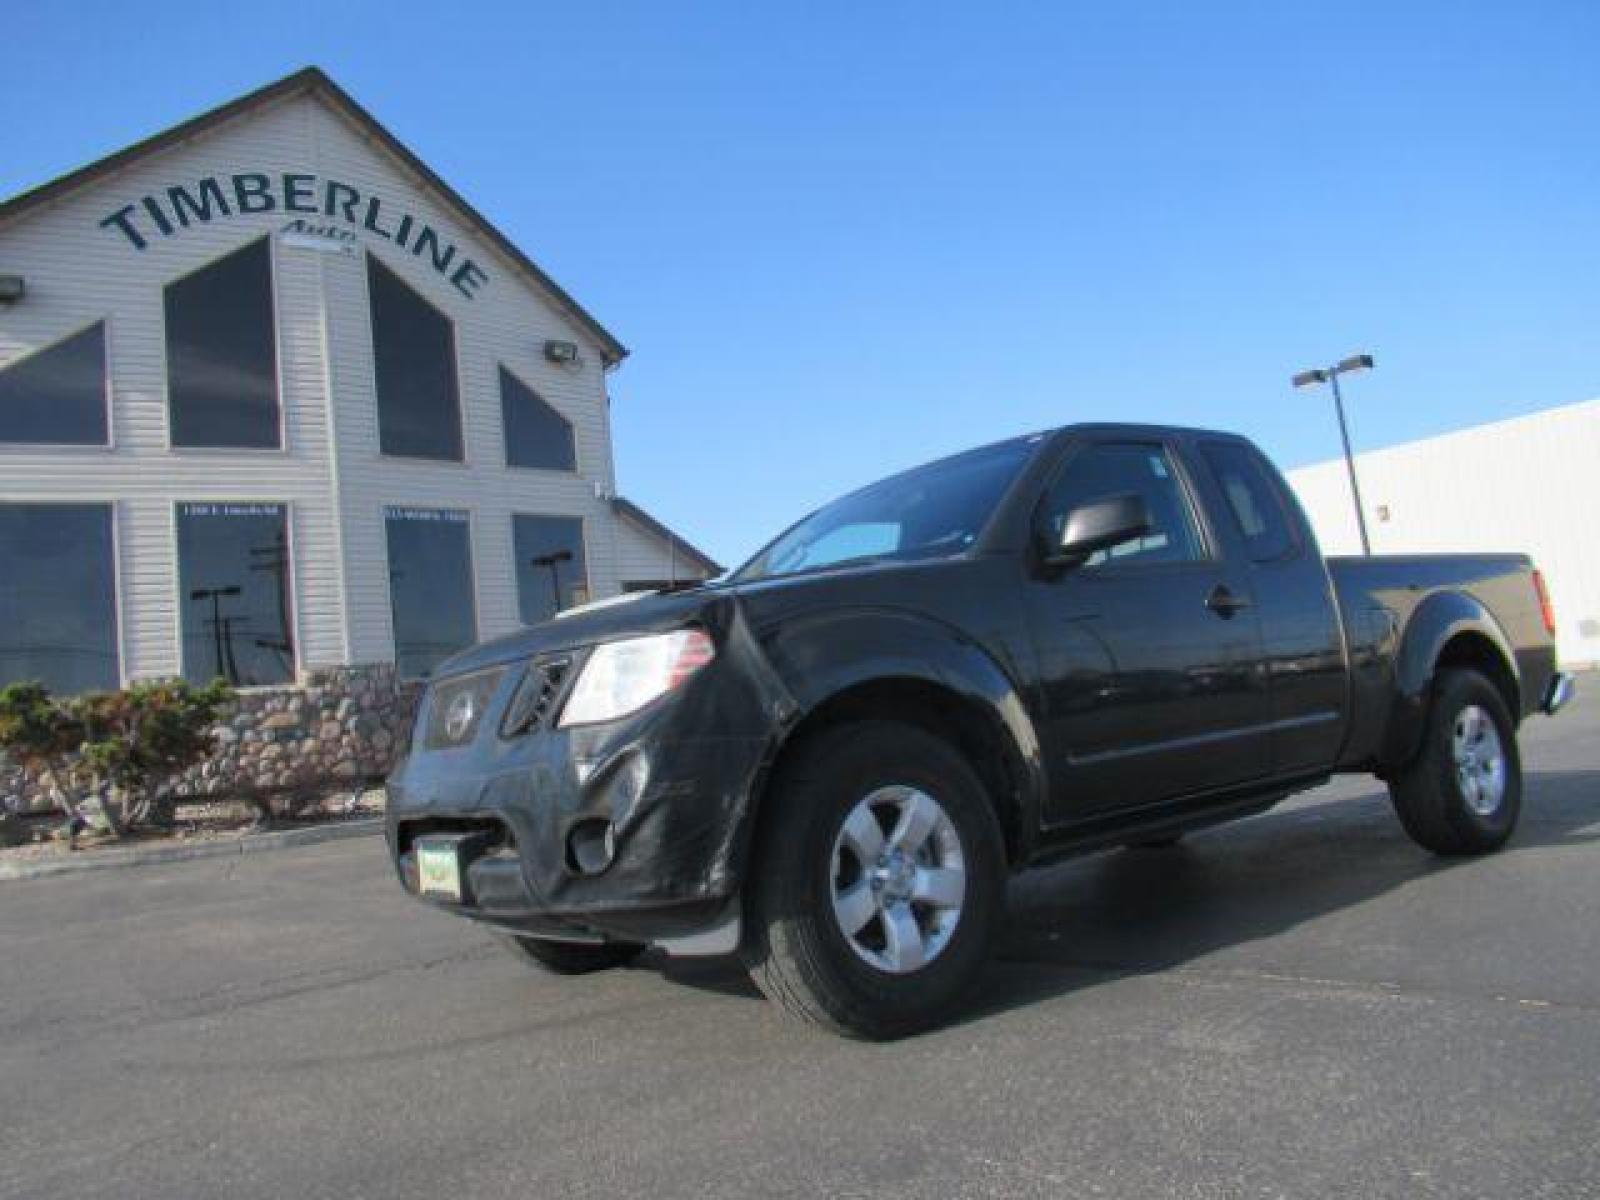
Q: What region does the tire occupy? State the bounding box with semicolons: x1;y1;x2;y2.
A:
741;720;1006;1039
495;932;645;975
1388;667;1522;856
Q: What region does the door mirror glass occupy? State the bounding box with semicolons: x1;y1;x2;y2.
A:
1049;493;1151;566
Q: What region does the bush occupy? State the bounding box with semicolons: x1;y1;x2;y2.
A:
0;682;83;821
0;678;234;839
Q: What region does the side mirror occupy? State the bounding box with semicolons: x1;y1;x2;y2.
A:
1045;492;1152;567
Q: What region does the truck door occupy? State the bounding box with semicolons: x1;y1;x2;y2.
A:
1193;439;1347;776
1023;437;1273;824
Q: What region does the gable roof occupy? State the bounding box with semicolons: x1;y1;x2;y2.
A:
612;497;724;577
0;66;627;365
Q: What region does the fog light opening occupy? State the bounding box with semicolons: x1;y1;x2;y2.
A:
566;818;618;876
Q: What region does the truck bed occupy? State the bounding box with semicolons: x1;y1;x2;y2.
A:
1326;552;1556;767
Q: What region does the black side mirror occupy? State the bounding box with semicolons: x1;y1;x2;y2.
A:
1044;492;1152;568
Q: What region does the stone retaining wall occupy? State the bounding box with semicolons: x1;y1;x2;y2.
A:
1;665;421;816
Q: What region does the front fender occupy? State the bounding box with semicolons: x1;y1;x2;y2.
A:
756;606;1048;857
1380;590;1522;770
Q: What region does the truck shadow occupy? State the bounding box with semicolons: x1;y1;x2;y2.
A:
964;768;1600;1024
655;770;1600;1018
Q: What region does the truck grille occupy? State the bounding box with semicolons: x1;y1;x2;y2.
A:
500;656;573;736
422;667;507;750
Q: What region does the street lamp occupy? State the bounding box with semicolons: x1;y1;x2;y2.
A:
1292;353;1375;556
529;550;573;616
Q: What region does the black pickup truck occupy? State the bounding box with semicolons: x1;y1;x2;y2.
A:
387;424;1573;1037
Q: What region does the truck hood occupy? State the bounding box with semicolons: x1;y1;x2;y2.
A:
429;584;731;677
425;556;983;681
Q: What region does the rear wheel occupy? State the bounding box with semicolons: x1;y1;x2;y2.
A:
495;933;645;975
742;721;1006;1039
1389;668;1522;856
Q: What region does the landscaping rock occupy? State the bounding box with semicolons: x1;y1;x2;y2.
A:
6;665;421;814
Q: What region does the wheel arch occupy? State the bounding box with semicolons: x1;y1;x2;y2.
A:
738;611;1047;874
1380;591;1522;772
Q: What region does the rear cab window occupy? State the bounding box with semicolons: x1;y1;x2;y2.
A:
1198;441;1298;563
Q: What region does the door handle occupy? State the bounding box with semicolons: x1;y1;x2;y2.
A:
1206;585;1252;618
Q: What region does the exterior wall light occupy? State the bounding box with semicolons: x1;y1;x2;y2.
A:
0;275;25;305
544;339;580;365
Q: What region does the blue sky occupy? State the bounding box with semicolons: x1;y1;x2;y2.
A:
7;1;1597;567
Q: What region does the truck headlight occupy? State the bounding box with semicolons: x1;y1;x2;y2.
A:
557;629;715;728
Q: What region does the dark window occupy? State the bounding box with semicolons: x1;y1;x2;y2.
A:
501;368;576;471
165;239;280;448
512;515;588;624
623;579;704;593
1040;442;1204;567
0;504;119;693
0;324;108;445
1200;441;1297;563
177;504;295;686
385;507;476;677
368;257;463;461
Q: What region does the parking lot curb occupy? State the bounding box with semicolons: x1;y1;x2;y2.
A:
0;818;385;883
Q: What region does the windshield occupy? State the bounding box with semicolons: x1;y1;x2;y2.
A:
735;437;1038;582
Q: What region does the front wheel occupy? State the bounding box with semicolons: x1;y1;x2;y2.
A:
1388;668;1522;856
742;720;1006;1039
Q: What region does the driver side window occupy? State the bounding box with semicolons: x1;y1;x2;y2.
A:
1041;442;1205;567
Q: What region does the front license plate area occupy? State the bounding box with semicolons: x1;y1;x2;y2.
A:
415;837;464;901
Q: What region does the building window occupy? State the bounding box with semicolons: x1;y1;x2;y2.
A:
512;515;588;624
501;367;576;471
165;239;281;448
176;503;295;686
0;323;109;446
0;504;119;693
385;507;476;677
368;256;463;461
623;579;701;593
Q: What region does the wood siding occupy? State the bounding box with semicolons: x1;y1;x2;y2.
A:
0;90;700;681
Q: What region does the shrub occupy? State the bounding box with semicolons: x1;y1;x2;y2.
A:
0;682;84;822
0;678;234;838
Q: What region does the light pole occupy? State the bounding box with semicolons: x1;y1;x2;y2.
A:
1292;353;1375;556
190;585;242;680
530;550;573;617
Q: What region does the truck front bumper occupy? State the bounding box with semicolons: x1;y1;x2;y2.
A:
387;729;771;947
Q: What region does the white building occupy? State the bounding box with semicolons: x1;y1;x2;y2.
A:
1285;397;1600;666
0;68;719;695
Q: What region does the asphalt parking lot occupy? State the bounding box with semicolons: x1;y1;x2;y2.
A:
3;680;1596;1200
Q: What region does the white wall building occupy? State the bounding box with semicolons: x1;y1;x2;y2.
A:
0;68;718;695
1285;397;1600;666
